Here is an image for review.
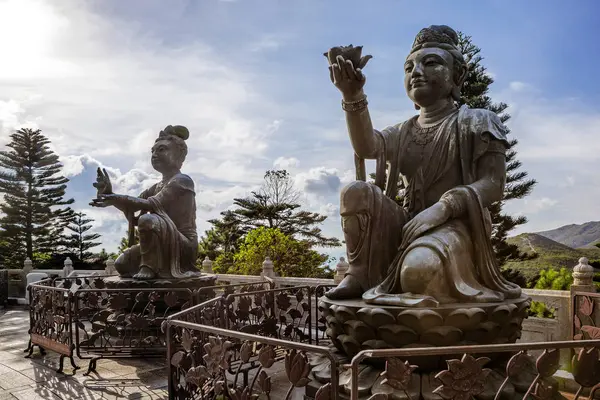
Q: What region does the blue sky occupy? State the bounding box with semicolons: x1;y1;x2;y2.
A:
0;0;599;259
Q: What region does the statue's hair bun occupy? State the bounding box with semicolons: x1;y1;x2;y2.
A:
161;125;189;141
171;125;189;141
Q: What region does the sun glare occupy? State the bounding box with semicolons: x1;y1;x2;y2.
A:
0;0;73;79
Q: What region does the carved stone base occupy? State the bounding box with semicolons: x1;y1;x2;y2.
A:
319;295;531;369
103;274;217;290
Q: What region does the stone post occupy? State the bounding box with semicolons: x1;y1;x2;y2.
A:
571;257;596;343
261;257;275;279
22;257;33;276
21;257;33;288
63;257;74;277
334;257;349;284
572;257;595;292
201;256;213;274
105;258;116;275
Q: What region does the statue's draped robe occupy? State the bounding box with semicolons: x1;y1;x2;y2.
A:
121;173;200;279
346;105;521;306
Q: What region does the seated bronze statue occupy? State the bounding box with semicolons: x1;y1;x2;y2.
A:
324;25;521;307
91;125;202;280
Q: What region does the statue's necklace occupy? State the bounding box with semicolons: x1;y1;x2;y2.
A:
411;119;443;161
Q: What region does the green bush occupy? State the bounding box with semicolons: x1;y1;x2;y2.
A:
528;300;556;319
533;267;573;290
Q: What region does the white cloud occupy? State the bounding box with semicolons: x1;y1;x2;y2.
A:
273;156;300;170
249;35;283;52
295;167;343;195
318;203;339;217
508;81;530;92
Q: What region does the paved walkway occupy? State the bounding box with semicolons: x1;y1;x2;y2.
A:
0;307;168;399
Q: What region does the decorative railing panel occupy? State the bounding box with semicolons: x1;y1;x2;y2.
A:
25;275;273;375
572;291;600;341
344;340;600;400
166;294;340;400
224;286;315;343
27;279;76;372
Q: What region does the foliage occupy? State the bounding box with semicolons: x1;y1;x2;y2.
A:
212;251;235;274
64;211;101;260
198;170;341;275
0;128;75;267
226;227;333;278
457;32;536;266
533;267;573;290
528;300;556;319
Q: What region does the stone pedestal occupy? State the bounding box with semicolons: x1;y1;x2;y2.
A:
103;274;216;290
320;294;531;370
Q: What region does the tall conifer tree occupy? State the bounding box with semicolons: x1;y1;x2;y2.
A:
65;212;101;260
457;33;536;265
0;128;75;267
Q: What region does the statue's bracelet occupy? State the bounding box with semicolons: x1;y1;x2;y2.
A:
342;96;368;112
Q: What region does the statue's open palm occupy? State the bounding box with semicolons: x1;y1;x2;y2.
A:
93;167;113;197
326;48;372;98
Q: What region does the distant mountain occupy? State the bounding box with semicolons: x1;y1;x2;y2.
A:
536;221;600;249
504;232;600;280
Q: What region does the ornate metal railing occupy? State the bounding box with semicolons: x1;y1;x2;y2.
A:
166;285;340;400
346;340;600;400
572;291;600;341
25;275;272;375
165;283;600;400
26;278;75;372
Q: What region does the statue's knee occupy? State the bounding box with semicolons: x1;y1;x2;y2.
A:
400;247;443;293
340;181;375;214
115;252;132;275
138;213;157;232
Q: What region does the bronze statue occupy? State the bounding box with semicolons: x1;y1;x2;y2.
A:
324;25;521;307
90;125;201;280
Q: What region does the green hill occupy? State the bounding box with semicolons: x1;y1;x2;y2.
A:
504;233;600;280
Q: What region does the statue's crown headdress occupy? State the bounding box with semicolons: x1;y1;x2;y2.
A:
410;25;460;54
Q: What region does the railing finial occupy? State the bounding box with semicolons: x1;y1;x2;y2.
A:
334;257;349;284
202;256;213;274
262;256;275;279
573;257;595;291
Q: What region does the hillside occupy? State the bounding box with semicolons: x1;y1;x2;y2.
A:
537;221;600;249
504;233;600;280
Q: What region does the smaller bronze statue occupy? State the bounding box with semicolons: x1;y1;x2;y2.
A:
91;125;202;280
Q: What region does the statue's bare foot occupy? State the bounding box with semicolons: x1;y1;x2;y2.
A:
133;266;156;280
325;275;363;299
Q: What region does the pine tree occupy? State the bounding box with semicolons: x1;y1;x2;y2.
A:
65;212;101;260
0;128;75;267
199;170;341;268
212;170;340;248
457;32;536;265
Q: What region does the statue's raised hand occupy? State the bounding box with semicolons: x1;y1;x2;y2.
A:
93;167;113;198
324;45;372;99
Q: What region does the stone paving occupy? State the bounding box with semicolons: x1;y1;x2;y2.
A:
0;307;168;399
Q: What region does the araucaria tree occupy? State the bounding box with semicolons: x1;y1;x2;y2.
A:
457;33;536;265
0;128;75;267
65;212;101;260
